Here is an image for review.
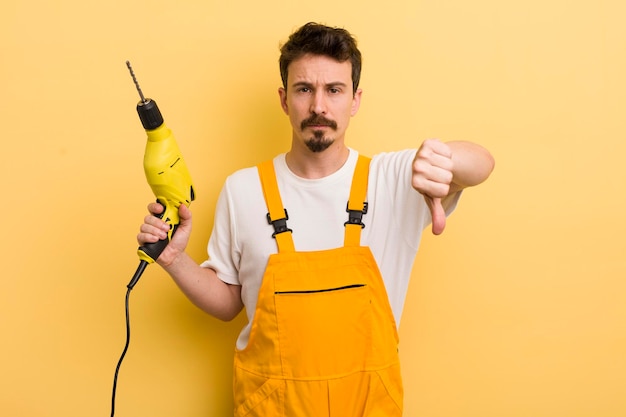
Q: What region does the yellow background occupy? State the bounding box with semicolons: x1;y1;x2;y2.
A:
2;0;625;416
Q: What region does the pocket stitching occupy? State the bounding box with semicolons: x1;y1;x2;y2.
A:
234;378;283;417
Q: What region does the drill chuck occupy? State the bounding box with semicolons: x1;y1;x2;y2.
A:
136;98;164;130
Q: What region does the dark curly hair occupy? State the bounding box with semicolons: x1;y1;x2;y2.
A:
279;22;362;94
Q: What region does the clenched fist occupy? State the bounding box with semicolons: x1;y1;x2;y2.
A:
411;139;454;235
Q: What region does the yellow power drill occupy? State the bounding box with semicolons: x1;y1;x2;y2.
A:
110;62;196;417
125;61;195;289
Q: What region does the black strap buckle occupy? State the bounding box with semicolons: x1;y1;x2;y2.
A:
267;209;292;238
344;202;368;229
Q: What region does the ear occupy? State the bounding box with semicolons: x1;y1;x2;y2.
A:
351;88;363;116
278;87;289;115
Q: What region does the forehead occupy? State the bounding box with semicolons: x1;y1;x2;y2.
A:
287;54;352;85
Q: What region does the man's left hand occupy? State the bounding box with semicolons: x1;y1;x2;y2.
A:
411;139;454;235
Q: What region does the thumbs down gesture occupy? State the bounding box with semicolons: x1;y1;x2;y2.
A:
411;139;454;235
411;139;496;235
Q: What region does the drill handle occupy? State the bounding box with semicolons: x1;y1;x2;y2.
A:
137;199;180;264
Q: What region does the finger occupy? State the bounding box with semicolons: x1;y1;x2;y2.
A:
148;202;165;215
425;168;454;193
412;174;451;199
420;139;452;159
137;230;163;245
412;147;454;195
139;223;168;240
417;149;454;174
144;213;170;230
426;196;446;235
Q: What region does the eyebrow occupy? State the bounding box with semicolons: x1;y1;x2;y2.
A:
291;81;348;89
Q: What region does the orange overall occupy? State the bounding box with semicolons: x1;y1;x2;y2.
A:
233;156;403;417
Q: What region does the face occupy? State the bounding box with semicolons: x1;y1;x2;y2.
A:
279;54;362;153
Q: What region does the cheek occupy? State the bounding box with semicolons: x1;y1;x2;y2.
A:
286;97;304;115
290;113;301;127
343;105;356;123
287;109;305;131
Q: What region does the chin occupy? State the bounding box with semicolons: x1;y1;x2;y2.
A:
305;138;334;153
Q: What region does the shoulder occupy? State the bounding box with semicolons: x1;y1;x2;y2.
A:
226;165;260;184
222;162;268;197
225;154;288;186
371;149;417;168
216;164;264;212
368;149;418;182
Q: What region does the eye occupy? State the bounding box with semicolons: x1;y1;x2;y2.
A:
297;86;312;93
329;87;341;94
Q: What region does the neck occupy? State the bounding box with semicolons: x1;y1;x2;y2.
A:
285;143;350;179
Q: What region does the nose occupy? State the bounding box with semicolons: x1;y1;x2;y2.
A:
310;90;327;115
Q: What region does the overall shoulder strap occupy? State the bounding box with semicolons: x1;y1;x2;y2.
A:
257;159;295;253
344;155;371;247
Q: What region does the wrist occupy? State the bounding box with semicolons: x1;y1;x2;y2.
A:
157;246;185;269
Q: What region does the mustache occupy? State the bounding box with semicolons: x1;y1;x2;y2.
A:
300;115;337;131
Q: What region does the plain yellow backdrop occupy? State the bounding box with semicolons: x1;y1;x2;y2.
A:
2;0;625;416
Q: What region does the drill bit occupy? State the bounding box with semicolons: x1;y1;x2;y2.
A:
126;61;147;104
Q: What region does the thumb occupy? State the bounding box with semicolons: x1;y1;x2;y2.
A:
426;196;446;235
179;203;192;222
176;204;193;231
165;204;192;256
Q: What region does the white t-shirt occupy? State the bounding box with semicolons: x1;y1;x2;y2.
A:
201;148;459;349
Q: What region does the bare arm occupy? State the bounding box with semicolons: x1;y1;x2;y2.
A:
138;203;244;321
447;140;495;193
412;139;495;234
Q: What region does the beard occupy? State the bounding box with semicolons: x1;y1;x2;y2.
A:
300;114;338;153
305;130;334;152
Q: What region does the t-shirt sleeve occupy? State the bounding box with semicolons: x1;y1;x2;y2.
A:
371;149;462;249
199;178;241;285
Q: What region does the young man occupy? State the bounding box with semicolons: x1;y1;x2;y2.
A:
138;22;494;416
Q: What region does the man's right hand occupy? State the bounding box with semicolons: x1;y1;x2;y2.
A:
137;202;193;267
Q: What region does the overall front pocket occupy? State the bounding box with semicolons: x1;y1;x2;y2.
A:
273;281;373;378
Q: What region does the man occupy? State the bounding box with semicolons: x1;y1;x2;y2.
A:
138;22;494;416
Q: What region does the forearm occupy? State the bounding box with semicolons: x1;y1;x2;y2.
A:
160;252;243;321
448;140;495;192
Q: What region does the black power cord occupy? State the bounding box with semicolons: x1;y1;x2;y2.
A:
110;261;148;417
